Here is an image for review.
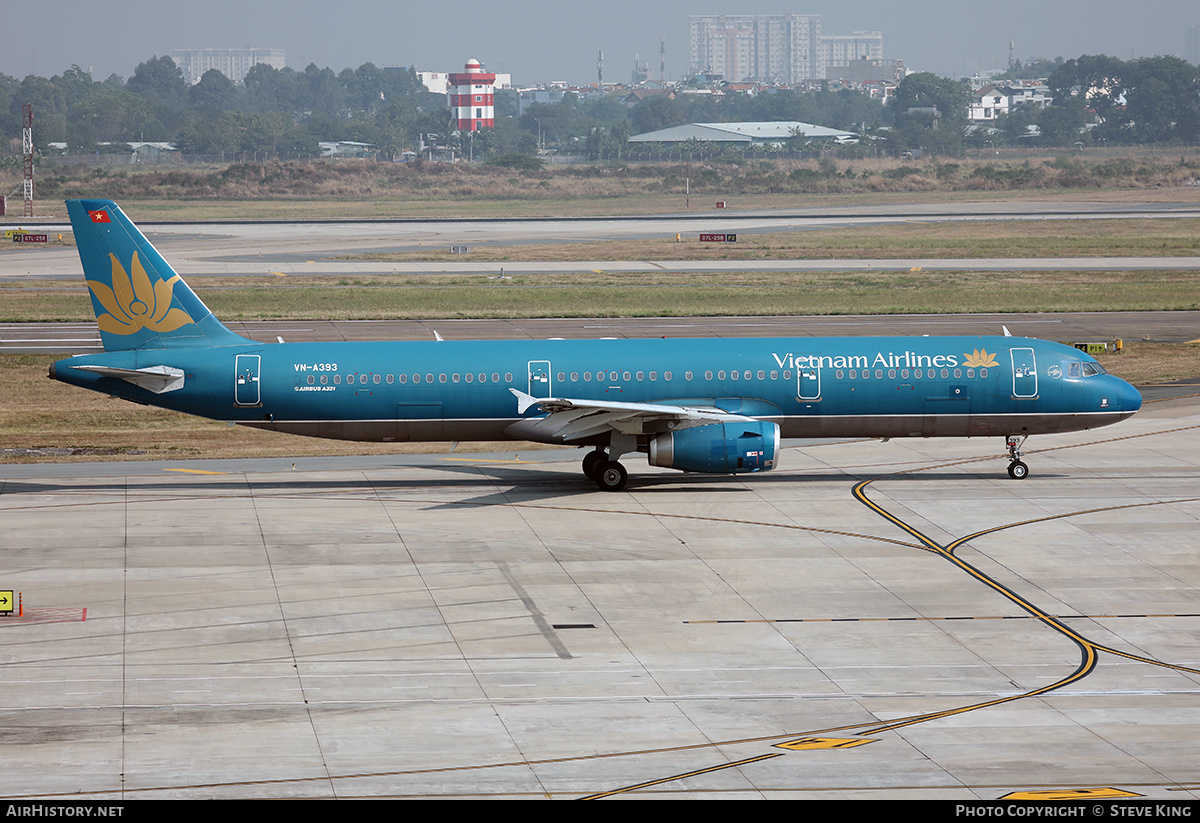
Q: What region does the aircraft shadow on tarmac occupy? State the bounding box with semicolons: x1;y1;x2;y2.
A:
0;462;1070;509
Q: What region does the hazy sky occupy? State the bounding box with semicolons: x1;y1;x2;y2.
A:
4;1;1196;85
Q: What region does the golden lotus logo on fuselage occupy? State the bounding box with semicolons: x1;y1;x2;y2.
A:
963;348;999;368
87;252;195;335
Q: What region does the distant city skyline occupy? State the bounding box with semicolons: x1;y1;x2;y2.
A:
688;15;885;84
2;0;1196;86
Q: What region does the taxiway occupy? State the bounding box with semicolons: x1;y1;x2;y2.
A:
0;395;1197;799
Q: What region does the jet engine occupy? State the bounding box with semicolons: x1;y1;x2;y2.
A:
648;420;780;474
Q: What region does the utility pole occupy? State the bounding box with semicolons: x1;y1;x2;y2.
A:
22;103;34;218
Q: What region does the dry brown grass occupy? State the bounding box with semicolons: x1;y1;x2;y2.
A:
338;218;1200;263
5;154;1197;222
1096;341;1200;385
4;268;1199;324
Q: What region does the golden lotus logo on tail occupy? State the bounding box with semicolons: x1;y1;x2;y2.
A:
963;348;998;368
87;252;195;335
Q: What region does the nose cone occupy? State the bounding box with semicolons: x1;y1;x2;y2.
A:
1108;375;1142;415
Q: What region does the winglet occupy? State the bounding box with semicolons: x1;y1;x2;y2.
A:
509;388;540;414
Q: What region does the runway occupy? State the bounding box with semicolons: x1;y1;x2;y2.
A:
4;198;1200;282
0;395;1197;799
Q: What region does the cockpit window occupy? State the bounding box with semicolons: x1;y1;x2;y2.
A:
1067;361;1107;378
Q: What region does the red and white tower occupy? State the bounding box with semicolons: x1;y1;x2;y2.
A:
449;58;495;131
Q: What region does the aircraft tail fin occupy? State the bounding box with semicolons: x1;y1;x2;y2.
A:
67;199;253;351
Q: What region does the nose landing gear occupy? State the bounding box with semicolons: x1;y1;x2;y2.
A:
1006;435;1029;480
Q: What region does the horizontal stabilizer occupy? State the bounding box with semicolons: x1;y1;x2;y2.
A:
71;364;185;394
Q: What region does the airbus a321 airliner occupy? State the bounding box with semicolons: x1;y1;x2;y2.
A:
49;199;1142;490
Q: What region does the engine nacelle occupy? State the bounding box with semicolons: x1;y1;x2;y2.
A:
648;420;780;474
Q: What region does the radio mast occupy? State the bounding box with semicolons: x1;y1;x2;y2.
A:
22;103;34;217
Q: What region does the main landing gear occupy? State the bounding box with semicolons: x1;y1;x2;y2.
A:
582;448;628;492
1005;435;1029;480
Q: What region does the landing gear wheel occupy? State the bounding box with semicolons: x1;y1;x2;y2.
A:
582;449;606;480
1004;435;1029;480
594;461;628;492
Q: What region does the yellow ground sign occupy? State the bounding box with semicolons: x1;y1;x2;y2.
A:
775;737;874;751
1001;788;1142;800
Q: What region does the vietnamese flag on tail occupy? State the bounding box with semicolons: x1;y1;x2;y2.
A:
88;210;111;223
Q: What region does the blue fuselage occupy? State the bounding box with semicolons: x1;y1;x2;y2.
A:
52;334;1142;445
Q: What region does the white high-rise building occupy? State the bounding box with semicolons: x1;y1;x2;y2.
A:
689;15;884;83
689;14;822;84
819;31;884;74
1186;25;1200;66
173;48;286;85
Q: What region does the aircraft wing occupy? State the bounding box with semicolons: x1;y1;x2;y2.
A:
509;388;755;441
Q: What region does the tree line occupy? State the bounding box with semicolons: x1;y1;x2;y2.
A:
3;51;1196;166
1;56;446;159
887;54;1200;154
